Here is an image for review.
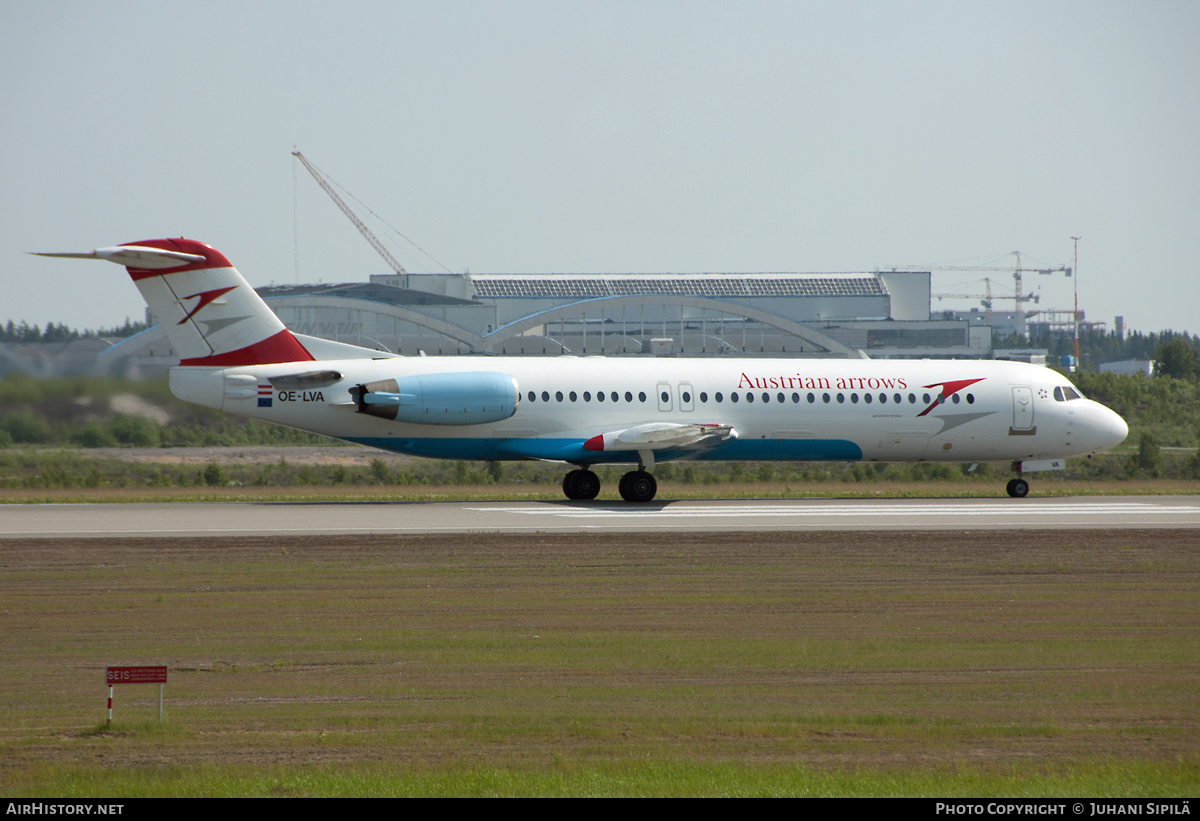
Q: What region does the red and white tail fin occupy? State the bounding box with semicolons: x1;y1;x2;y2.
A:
35;238;314;367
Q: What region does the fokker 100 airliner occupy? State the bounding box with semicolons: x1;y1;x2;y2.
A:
37;238;1128;502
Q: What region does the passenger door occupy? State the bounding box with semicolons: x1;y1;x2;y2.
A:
1011;386;1035;434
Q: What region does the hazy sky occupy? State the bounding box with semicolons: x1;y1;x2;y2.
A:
3;1;1197;335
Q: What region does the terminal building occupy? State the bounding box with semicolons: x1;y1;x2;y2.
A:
10;268;998;378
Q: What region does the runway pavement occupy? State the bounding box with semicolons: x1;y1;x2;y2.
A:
4;496;1200;538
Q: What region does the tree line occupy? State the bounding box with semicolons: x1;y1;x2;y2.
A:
0;317;150;343
997;328;1200;377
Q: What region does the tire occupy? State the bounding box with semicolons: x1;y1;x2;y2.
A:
1006;478;1029;498
575;469;601;500
619;470;657;502
563;469;599;500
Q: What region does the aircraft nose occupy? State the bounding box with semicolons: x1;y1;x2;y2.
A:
1090;403;1128;450
1109;408;1129;447
1080;402;1128;452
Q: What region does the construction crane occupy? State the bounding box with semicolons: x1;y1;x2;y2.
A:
292;150;407;275
934;277;1001;307
932;277;1000;327
910;252;1072;314
932;275;1040;322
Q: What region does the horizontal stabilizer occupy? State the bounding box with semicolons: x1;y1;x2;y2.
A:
583;422;736;452
32;246;207;269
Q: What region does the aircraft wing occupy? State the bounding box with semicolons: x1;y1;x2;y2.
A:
583;422;736;453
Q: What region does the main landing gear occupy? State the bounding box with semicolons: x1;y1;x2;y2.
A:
561;467;659;502
562;468;600;500
618;470;657;503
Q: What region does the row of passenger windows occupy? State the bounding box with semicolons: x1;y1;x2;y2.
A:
528;390;648;403
525;389;977;406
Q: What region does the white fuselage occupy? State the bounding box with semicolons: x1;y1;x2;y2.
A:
171;355;1128;467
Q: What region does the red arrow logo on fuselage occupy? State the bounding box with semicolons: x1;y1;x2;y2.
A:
916;378;985;417
177;285;238;325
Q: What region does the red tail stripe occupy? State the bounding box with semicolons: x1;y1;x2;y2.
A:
179;329;314;367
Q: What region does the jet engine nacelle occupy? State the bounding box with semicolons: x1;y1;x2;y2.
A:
349;371;519;425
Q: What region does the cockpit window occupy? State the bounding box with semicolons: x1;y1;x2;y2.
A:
1053;386;1065;402
1054;385;1084;402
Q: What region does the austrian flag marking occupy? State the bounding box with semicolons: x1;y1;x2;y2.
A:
258;383;273;407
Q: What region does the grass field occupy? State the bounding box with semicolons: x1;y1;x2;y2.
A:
2;442;1199;504
2;444;1198;504
1;530;1197;797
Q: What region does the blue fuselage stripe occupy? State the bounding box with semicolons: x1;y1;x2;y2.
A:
342;436;864;463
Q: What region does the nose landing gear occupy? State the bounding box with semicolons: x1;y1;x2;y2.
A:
1005;477;1030;498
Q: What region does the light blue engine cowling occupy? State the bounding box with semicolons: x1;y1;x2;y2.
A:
349;372;520;425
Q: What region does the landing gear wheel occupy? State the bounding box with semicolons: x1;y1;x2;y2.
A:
562;469;601;500
618;470;657;502
1006;478;1029;498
